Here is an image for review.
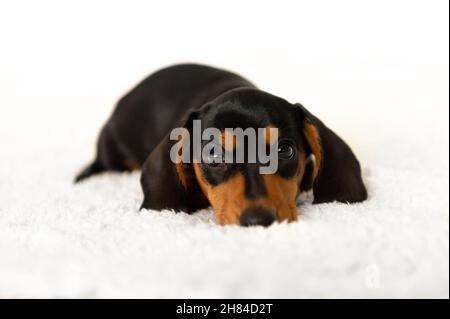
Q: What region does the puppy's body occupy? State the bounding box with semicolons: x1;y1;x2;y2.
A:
76;64;254;181
77;64;367;226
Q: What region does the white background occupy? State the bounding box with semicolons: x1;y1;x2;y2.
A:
0;0;448;165
0;0;448;298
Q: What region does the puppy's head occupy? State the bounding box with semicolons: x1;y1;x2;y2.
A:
141;88;367;226
189;88;308;226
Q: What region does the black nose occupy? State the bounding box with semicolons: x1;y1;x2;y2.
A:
240;207;276;227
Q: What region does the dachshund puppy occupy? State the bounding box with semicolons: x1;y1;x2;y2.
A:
76;64;367;226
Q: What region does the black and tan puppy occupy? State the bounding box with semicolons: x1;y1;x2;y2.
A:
76;64;367;226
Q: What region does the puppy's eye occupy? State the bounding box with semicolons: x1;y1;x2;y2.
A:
278;143;295;160
205;153;221;164
204;149;225;166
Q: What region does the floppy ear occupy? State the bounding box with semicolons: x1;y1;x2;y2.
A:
296;103;368;203
140;112;209;212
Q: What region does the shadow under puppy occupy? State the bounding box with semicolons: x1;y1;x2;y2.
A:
76;64;367;226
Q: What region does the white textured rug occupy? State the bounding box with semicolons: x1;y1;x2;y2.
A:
0;62;448;298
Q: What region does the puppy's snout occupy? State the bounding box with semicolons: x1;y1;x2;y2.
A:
240;207;276;227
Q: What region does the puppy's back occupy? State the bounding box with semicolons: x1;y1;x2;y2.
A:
110;64;255;163
76;64;254;182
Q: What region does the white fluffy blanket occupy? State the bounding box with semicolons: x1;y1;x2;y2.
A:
1;66;448;298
